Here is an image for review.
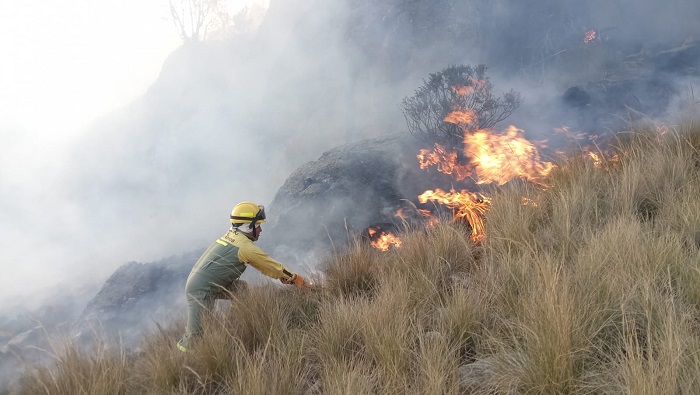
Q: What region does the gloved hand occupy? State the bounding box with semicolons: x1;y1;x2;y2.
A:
292;274;307;288
280;273;307;288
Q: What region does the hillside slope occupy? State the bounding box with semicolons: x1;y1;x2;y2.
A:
8;121;700;394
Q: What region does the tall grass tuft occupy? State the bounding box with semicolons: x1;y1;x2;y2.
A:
129;320;187;393
323;238;382;298
12;334;127;395
613;289;700;394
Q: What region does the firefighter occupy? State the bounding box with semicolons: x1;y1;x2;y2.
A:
176;201;307;352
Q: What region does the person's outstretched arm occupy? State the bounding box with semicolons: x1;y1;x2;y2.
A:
238;242;307;287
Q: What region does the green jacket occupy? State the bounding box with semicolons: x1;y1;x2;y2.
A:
186;229;295;292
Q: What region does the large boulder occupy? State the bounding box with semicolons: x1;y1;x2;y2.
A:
261;133;451;264
75;251;201;345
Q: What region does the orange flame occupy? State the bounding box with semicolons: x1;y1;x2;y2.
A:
582;149;620;169
444;109;477;125
451;81;487;96
464;126;555;186
419;125;555;186
521;197;538;207
418;209;441;228
367;227;402;251
418;188;491;241
587;152;603;168
584;29;596;44
415;109;556;243
656;124;670;137
395;208;409;219
554;126;587;141
452;85;475;96
417;144;473;180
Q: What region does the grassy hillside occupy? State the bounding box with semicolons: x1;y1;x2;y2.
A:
8;121;700;394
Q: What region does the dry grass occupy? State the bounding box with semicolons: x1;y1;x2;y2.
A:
12;333;128;395
8;121;700;394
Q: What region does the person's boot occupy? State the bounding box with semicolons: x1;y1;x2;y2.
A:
176;338;188;353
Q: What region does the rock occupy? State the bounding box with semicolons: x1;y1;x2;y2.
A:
563;86;591;108
458;356;497;394
75;250;200;346
83;262;161;316
261;134;455;263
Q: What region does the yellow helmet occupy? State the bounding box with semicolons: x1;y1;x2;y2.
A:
230;202;266;225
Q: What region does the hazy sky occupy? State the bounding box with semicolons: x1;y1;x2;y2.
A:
0;0;267;306
0;1;180;138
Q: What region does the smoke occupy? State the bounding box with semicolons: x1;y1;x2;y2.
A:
2;0;699;340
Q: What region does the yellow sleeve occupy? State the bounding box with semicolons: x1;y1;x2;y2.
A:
237;242;295;281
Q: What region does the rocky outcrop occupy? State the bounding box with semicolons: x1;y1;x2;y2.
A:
83;262;162;316
75;251;201;345
261;133;455;263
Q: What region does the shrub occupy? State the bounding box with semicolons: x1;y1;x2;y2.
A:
400;64;521;149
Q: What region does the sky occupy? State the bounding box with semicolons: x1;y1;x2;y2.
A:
0;0;267;307
0;1;180;140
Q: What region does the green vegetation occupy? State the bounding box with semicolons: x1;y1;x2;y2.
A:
9;122;700;394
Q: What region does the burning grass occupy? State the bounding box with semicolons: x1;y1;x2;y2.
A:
7;122;700;394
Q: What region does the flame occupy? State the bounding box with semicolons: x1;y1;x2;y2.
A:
395;208;409;219
419;125;555;186
418;209;441;228
521;197;538;207
444;109;477;126
452;85;475;96
584;29;596;43
656;124;670;137
554;126;587;141
417;144;472;180
367;227;402;251
451;81;487;96
582;149;620;169
414;107;556;243
463;126;555;186
587;152;603;168
418;189;491;241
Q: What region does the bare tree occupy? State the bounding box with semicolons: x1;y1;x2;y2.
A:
169;0;220;42
400;64;521;149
